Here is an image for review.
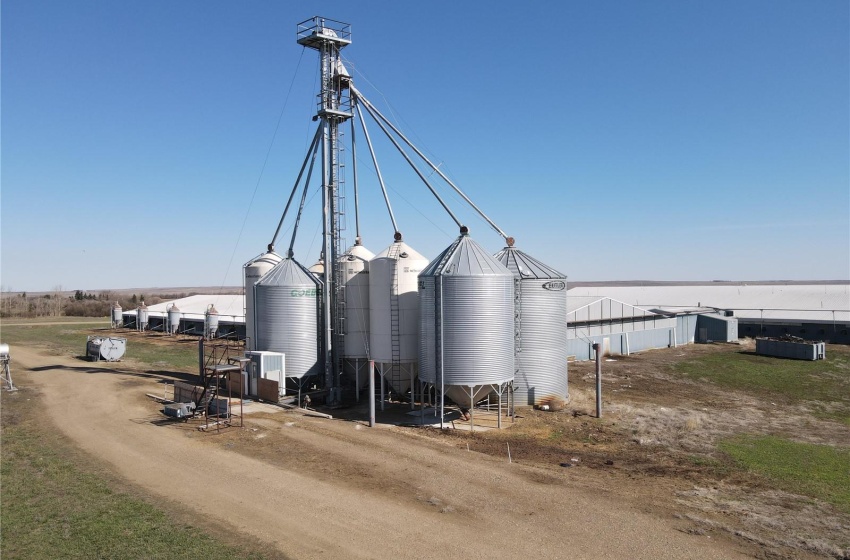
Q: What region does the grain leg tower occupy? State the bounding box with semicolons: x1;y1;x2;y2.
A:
296;18;353;404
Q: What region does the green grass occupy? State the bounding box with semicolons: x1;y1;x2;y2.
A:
1;392;273;559
674;347;850;423
719;435;850;514
0;323;199;372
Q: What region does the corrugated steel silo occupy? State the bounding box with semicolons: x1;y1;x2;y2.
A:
254;258;322;379
308;257;325;279
204;305;220;340
111;303;122;328
494;246;568;407
419;230;514;407
340;240;374;387
369;235;428;394
244;251;283;351
166;304;181;335
137;301;148;331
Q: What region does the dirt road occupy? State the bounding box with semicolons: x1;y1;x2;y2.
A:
12;344;753;559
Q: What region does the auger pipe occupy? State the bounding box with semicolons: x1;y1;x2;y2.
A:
270;124;323;250
354;101;399;235
354;90;462;229
352;87;509;241
350;104;362;240
288;135;321;257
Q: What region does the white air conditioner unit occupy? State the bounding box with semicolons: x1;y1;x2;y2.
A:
245;351;286;397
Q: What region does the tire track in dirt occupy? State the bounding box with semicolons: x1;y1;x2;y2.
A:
14;344;753;560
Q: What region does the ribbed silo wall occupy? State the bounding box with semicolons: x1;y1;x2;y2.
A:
244;252;282;351
254;279;321;379
439;275;514;386
514;279;568;406
418;275;436;383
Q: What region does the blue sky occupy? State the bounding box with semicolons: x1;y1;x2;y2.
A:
2;0;848;292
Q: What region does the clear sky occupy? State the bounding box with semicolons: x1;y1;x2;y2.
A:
2;0;848;292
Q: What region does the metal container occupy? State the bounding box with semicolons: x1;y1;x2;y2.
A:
137;302;149;331
111;303;122;327
204;305;220;340
308;257;325;279
419;230;514;403
254;258;322;379
756;338;826;360
163;401;196;419
495;246;568;407
368;236;428;394
243;250;283;351
245;350;285;397
340;241;375;387
86;335;127;362
167;304;181;335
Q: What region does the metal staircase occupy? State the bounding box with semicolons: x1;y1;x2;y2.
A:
196;340;244;430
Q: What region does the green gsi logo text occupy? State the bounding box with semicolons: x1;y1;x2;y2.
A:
291;288;321;297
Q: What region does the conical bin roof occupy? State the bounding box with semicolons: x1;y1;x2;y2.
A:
494;246;565;279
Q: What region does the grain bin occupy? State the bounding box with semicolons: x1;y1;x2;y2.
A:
340;239;374;388
111;302;122;328
204;304;220;340
166;304;181;335
308;257;325;279
254;258;322;380
494;245;568;407
244;250;283;350
137;301;149;331
419;228;514;408
369;234;428;395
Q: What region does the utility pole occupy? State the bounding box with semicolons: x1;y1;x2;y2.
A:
592;342;602;418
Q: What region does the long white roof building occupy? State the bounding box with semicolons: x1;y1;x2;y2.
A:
567;283;850;323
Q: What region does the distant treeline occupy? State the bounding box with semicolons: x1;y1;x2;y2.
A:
0;290;194;318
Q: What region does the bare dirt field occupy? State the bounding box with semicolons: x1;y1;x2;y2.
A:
4;336;849;559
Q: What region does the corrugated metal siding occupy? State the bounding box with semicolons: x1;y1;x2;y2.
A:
495;247;568;407
419;234;514;387
756;339;825;360
254;259;321;379
514;278;568;406
244;252;283;350
566;326;677;361
418;276;436;383
439;275;514;385
676;315;698;345
696;314;738;342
